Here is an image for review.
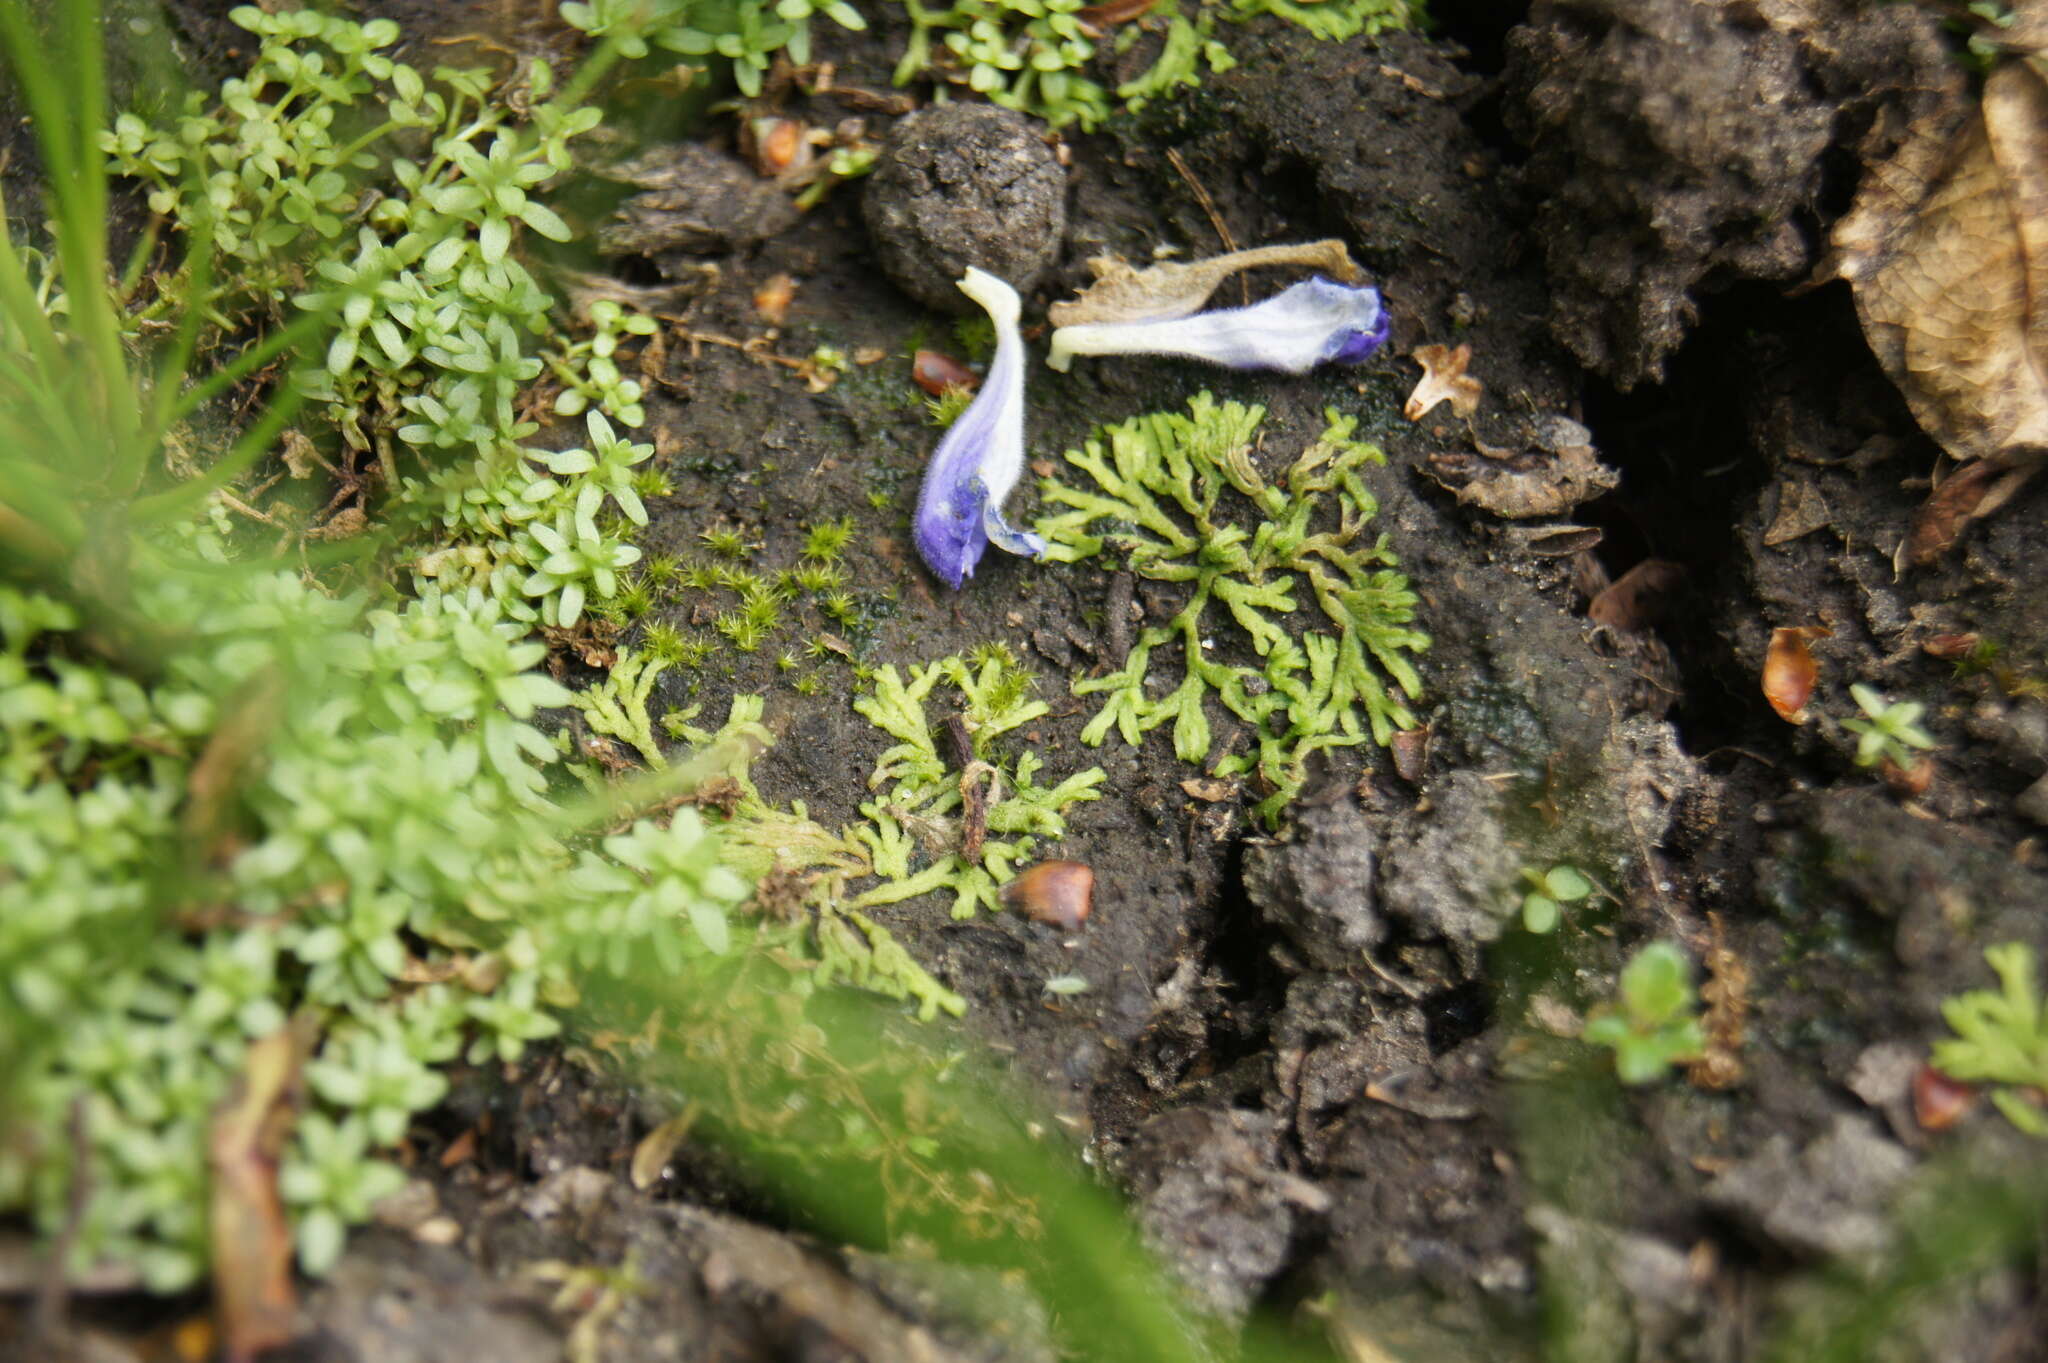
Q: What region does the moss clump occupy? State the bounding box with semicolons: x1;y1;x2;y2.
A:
705;647;1106;1017
1037;393;1428;824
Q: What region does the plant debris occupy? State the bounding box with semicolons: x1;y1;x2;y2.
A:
1830;60;2048;555
1403;342;1483;421
1046;239;1362;326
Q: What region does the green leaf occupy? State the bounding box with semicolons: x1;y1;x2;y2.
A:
478;214;511;264
517;199;570;241
1544;865;1592;901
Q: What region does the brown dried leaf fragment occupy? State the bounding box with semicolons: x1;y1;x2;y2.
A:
1762;624;1831;725
1426;440;1620;519
1762;476;1832;546
1902;457;2036;567
1180;777;1237;802
1046;240;1361;326
210;1022;312;1363
1405;343;1483;421
1831;60;2048;553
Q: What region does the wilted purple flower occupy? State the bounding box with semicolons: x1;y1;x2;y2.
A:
914;267;1047;590
1046;276;1389;375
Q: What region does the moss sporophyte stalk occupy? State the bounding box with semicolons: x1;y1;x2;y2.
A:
1035;395;1429;824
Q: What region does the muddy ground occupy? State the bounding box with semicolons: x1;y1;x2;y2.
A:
9;2;2048;1361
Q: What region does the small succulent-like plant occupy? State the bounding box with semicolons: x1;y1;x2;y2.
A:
1518;863;1593;934
1842;683;1936;770
1932;942;2048;1136
1583;942;1708;1085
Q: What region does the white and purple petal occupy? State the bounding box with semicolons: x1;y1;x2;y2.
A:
1046;276;1389;375
913;268;1046;589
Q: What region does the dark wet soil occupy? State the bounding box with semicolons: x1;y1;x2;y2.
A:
9;3;2048;1361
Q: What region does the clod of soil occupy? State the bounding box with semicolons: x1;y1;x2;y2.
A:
594;141;800;258
861;102;1068;312
1502;0;1956;389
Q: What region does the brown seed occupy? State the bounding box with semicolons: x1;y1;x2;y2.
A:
1913;1064;1976;1131
1923;632;1981;661
912;349;980;397
1001;860;1094;930
753;273;797;325
1762;625;1830;724
1389;725;1431;784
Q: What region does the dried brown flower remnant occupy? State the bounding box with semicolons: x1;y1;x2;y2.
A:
1046;240;1362;326
1763;624;1831;724
1830;60;2048;555
1404;343;1482;421
1001;860;1094;930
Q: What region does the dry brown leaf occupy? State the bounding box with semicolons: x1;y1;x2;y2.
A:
1404;344;1483;421
1762;476;1833;546
1179;777;1237;802
1902;457;2032;566
1587;559;1686;631
1831;60;2048;553
209;1023;311;1363
1762;624;1831;724
1046;240;1361;326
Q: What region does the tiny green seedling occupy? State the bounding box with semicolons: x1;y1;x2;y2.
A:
1842;683;1936;770
802;516;856;563
1583;942;1707;1085
925;384;975;430
1932;942;2048;1136
698;526;752;560
1519;864;1592;934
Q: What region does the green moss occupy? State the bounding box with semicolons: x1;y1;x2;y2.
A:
1036;394;1428;825
708;648;1105;1017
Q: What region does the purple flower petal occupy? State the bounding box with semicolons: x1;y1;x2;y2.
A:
914;269;1045;590
1046;276;1389;374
